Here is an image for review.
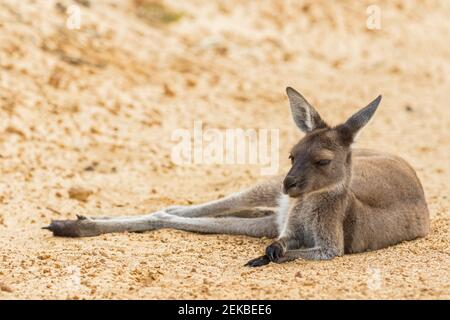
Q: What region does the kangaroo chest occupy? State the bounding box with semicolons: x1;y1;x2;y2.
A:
275;194;317;245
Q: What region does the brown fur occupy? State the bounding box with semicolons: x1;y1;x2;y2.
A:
44;87;430;268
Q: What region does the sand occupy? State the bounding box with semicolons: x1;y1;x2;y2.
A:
0;0;449;299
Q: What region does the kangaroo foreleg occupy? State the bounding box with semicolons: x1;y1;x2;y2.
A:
276;246;342;262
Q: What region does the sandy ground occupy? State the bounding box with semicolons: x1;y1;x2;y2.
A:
0;0;449;299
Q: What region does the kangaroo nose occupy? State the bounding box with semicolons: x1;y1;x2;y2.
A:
283;176;297;194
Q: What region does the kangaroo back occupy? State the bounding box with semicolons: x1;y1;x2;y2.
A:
344;150;429;253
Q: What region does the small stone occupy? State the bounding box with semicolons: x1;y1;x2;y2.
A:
0;282;13;292
68;187;93;202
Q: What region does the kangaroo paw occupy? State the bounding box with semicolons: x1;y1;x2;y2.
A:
265;241;286;262
42;218;98;237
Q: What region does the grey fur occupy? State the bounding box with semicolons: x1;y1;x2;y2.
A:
44;88;430;268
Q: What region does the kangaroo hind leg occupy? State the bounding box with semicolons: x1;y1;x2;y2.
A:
44;211;278;238
165;176;283;217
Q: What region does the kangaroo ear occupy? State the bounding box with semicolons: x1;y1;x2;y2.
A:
286;87;328;133
338;95;382;145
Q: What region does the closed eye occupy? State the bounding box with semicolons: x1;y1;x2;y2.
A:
316;159;331;166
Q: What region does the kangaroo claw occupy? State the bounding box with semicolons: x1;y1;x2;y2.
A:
244;255;271;267
42;218;98;237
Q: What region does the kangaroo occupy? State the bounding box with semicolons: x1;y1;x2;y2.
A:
44;87;430;267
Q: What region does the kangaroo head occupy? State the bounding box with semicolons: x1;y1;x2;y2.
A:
283;87;382;198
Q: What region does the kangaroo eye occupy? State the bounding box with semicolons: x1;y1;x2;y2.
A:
289;155;294;163
316;159;331;166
